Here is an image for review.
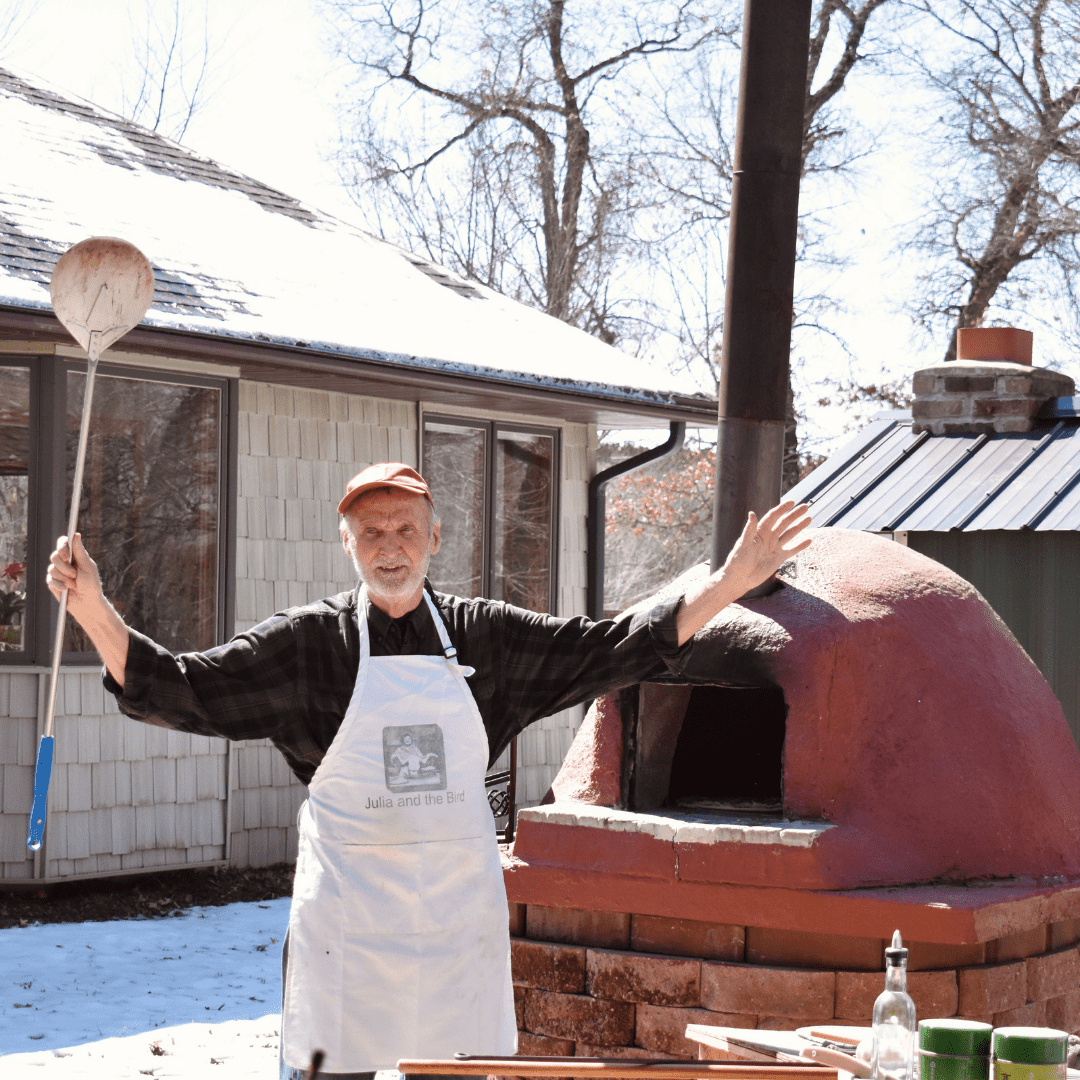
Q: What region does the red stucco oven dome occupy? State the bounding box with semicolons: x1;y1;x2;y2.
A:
543;527;1080;889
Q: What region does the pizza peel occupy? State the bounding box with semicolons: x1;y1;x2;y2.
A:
27;237;155;852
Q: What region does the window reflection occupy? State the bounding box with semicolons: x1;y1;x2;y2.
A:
422;417;555;614
423;421;486;598
0;367;29;651
493;431;553;612
65;373;220;654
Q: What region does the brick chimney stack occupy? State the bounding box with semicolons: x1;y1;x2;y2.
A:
911;328;1074;435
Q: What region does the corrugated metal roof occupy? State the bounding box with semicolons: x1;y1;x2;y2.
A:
786;411;1080;532
0;66;715;423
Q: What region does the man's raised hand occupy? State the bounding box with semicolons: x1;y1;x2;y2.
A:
675;500;813;645
46;532;129;685
721;499;813;596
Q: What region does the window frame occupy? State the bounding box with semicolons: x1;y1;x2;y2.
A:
0;356;39;662
421;413;561;615
0;352;237;666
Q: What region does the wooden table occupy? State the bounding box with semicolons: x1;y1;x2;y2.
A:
397;1054;838;1079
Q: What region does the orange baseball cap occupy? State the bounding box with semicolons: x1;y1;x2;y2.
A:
337;462;433;515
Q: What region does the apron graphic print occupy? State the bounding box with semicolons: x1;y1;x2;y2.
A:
383;724;446;792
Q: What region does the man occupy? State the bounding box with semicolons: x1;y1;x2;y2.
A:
48;461;811;1080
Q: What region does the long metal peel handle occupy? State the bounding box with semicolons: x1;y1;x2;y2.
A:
27;735;54;850
26;339;101;851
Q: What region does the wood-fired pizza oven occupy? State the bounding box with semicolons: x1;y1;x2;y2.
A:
502;530;1080;1054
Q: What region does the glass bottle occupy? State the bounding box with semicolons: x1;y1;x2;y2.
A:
872;930;917;1080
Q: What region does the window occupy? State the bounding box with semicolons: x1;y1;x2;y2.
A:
0;354;233;664
422;414;558;840
422;421;486;599
0;365;30;652
422;416;558;612
64;369;225;655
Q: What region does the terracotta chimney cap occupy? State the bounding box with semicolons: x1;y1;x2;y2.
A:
955;327;1032;365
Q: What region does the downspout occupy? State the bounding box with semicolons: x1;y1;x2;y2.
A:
586;422;686;620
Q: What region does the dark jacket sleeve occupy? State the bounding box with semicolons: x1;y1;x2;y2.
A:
498;596;687;718
442;592;689;765
101;595;361;785
104;616;302;741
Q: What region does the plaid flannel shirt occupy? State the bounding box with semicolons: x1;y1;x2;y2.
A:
105;583;688;785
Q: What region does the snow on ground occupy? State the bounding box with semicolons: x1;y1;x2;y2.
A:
3;1016;283;1077
1;897;292;1077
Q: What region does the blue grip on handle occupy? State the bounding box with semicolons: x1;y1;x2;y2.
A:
26;735;54;851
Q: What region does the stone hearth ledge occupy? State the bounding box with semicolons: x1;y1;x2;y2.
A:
517;803;835;848
504;808;1080;944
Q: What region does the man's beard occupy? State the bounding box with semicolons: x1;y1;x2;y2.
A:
356;552;430;603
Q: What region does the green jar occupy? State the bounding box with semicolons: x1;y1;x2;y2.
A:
992;1027;1068;1080
919;1020;993;1080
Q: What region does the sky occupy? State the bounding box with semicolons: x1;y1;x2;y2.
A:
0;0;361;226
1;0;1071;458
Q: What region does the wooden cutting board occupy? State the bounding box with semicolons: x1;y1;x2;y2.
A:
685;1027;819;1063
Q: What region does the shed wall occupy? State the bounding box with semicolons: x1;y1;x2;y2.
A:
908;530;1080;749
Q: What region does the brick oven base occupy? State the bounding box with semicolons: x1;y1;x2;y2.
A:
507;903;1080;1061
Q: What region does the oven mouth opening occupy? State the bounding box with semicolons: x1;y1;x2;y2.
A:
665;684;786;813
625;681;786;814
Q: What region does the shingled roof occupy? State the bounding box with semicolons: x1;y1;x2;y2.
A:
0;66;713;423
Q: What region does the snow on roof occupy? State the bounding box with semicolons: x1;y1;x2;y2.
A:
0;67;711;415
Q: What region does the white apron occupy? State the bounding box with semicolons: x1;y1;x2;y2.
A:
281;589;517;1073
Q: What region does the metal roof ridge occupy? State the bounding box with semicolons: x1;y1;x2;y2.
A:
1026;429;1080;529
821;429;931;527
785;416;905;508
1037;396;1080;420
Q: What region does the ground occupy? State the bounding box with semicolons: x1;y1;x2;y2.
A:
0;862;294;929
1;863;298;1075
1;887;293;1076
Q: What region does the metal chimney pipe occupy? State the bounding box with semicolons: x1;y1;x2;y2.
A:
710;0;813;577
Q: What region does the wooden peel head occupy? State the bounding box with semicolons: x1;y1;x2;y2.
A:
49;236;155;359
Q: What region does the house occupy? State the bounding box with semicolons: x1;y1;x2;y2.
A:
786;331;1080;750
0;67;714;884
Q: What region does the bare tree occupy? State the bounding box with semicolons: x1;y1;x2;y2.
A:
120;0;232;142
601;436;716;612
792;0;894;487
630;1;894;488
908;0;1080;362
589;2;897;612
0;0;40;60
803;0;893;177
322;0;733;343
